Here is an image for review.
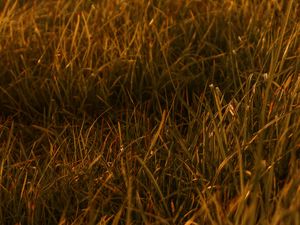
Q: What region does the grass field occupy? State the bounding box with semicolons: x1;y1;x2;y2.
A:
0;0;300;224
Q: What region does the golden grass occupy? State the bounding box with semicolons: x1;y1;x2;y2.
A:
0;0;299;224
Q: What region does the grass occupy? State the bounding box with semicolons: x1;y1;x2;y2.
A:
0;0;299;224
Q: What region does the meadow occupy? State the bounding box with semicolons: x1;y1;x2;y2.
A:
0;0;299;224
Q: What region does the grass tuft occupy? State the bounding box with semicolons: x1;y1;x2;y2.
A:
0;0;299;224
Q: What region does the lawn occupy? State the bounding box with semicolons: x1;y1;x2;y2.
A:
0;0;300;224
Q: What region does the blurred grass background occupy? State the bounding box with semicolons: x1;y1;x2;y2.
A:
0;0;300;224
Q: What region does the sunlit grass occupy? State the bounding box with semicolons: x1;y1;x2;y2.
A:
0;0;300;224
